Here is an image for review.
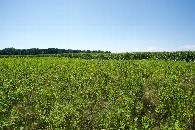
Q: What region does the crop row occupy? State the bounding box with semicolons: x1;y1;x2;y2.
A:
0;51;194;62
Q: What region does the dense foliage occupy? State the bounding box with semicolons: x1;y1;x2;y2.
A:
1;51;194;62
0;48;110;55
0;57;194;129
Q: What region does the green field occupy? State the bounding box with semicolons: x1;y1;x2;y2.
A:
0;56;194;129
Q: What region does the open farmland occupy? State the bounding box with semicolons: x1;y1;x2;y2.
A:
0;56;194;129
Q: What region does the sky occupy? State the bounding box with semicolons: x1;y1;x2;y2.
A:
0;0;195;53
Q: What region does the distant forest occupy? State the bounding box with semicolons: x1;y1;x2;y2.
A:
0;48;111;55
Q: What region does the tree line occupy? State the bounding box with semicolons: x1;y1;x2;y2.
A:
0;48;111;55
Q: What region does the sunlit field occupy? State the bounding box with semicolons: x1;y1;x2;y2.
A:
0;56;194;129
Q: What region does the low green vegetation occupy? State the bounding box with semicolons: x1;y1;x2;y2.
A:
0;55;194;129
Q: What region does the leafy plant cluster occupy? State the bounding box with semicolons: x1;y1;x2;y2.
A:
1;51;194;62
0;57;194;129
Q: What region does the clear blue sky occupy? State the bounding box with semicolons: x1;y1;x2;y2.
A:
0;0;195;53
